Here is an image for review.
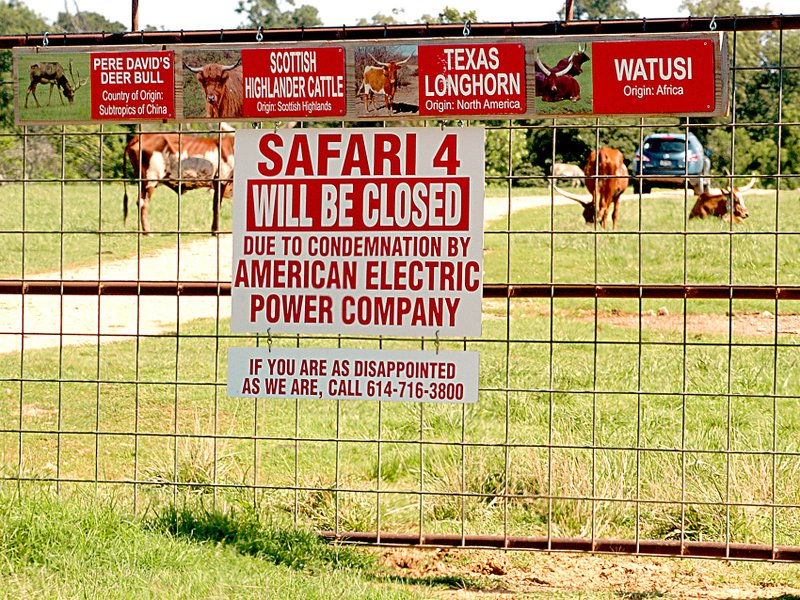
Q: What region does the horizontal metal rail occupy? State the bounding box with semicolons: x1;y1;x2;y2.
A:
324;531;800;562
1;15;799;50
3;280;800;301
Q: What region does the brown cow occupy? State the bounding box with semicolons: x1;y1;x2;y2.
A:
359;52;413;113
552;147;629;229
689;174;755;223
24;61;86;108
184;58;243;118
123;132;235;235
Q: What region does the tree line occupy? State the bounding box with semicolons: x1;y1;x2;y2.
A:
0;0;797;188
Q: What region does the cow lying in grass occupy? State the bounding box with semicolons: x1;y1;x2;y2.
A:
689;174;756;223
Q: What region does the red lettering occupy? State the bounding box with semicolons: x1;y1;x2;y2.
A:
341;134;370;175
374;133;402;175
257;133;284;177
285;135;314;176
317;133;342;176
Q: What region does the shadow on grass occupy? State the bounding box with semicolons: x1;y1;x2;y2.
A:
146;505;373;571
146;505;491;593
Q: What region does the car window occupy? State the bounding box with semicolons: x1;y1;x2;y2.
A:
644;139;687;153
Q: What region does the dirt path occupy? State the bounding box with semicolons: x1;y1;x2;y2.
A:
0;236;233;354
0;196;557;355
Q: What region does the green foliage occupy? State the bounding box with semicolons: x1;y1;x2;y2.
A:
0;0;49;35
54;10;125;32
560;0;639;20
419;7;478;24
235;0;322;29
485;125;527;178
356;9;405;26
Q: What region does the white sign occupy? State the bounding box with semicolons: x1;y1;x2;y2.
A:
230;127;484;337
228;347;480;403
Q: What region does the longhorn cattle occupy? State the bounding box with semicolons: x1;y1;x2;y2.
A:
123;132;235;235
552;147;629;229
551;162;585;187
184;58;243;118
359;52;413;114
24;61;87;108
534;51;580;103
689;174;755;223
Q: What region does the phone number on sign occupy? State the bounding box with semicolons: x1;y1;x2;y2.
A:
365;380;464;401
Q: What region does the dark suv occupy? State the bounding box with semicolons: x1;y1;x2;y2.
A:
632;133;711;195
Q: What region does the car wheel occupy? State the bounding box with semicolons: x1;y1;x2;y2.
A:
632;179;641;194
641;181;651;194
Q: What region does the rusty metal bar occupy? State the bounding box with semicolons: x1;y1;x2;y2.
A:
2;281;800;300
323;531;800;561
1;15;799;49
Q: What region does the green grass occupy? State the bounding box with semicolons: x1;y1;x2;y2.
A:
0;488;424;599
0;182;231;276
2;185;800;550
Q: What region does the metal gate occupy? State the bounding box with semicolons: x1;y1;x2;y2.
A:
2;15;800;561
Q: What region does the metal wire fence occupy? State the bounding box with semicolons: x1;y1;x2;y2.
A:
2;15;800;561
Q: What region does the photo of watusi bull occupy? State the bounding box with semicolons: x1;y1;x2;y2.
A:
535;49;581;103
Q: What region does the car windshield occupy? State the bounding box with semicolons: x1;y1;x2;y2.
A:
644;139;688;154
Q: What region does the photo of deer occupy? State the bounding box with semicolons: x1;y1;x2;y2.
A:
17;52;92;123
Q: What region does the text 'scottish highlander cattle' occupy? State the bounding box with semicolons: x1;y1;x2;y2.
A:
24;61;87;108
552;147;629;229
359;52;413;114
551;162;586;187
123;132;235;235
184;58;243;118
689;174;756;223
534;49;582;103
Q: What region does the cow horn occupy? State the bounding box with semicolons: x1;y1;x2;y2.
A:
184;62;203;73
577;42;585;52
737;173;757;192
396;53;415;65
552;182;591;206
535;50;551;76
220;57;242;72
555;57;574;77
367;52;388;67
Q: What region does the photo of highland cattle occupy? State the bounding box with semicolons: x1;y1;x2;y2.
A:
182;49;243;120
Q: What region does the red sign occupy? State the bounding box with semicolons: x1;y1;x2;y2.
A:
591;38;717;114
89;51;174;120
244;178;469;232
241;47;346;118
417;43;526;116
